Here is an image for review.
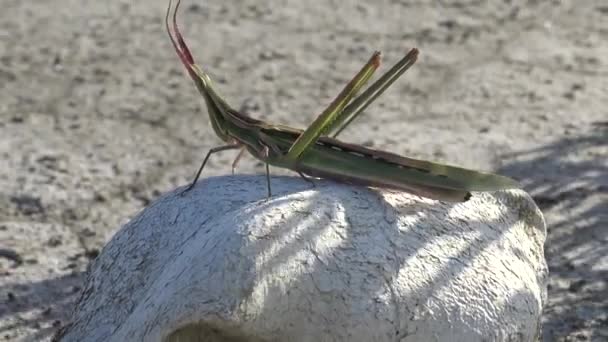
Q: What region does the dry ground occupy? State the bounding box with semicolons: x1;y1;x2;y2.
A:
0;0;606;341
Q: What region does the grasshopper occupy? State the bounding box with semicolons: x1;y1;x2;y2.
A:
166;0;519;202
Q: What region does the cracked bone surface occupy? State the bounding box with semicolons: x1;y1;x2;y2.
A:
58;175;547;342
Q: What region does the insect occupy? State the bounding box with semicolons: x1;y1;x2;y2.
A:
166;0;519;202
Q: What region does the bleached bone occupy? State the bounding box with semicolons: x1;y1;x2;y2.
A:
56;175;547;342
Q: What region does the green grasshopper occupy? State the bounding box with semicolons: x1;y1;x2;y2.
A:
166;0;519;202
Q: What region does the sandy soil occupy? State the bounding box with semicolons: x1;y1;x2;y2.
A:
0;0;606;341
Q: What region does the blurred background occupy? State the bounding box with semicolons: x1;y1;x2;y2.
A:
0;0;606;340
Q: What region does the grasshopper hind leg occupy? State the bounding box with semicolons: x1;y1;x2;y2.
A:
182;143;242;195
297;171;317;188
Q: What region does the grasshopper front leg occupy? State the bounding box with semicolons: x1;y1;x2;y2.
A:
183;143;242;194
231;146;247;174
